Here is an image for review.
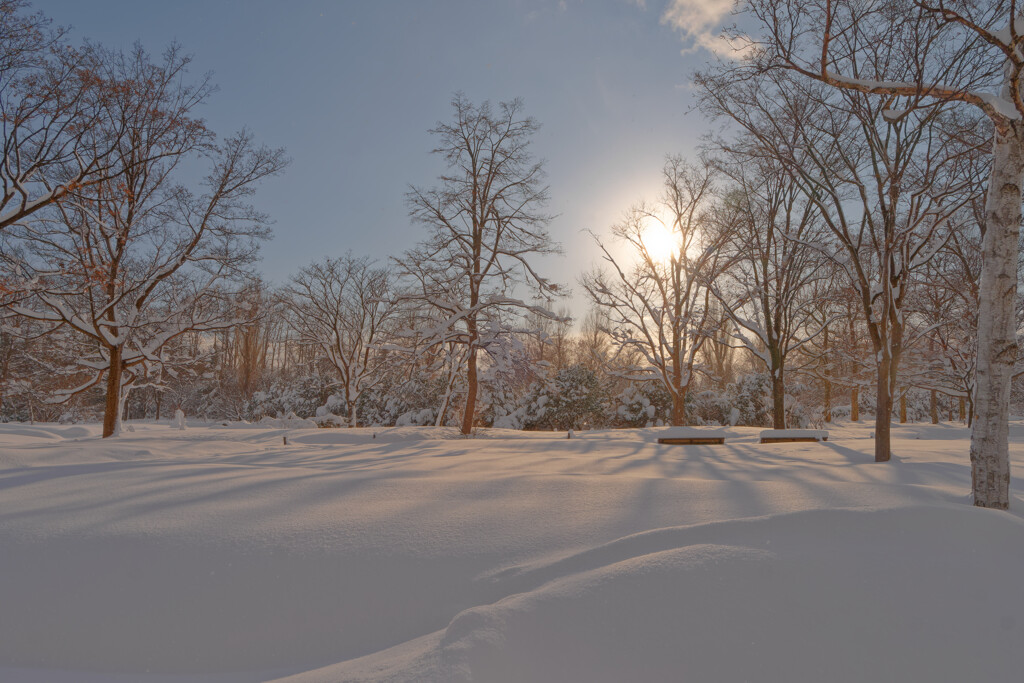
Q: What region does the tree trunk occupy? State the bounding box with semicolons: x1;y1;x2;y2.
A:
930;389;938;424
899;392;907;424
823;378;832;423
822;326;831;423
116;383;130;435
436;353;459;428
851;387;859;422
670;385;688;426
969;122;1023;509
349;401;358;428
959;396;966;422
771;369;786;429
436;389;451;428
461;346;477;435
102;346;123;438
156;390;162;421
874;362;892;462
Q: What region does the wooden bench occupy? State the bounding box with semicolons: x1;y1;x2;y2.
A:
658;436;726;445
759;429;828;444
657;428;728;445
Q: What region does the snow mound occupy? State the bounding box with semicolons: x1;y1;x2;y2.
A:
656;426;730;440
0;424;92;441
441;506;1024;683
287;425;466;445
258;415;318;429
0;426;63;440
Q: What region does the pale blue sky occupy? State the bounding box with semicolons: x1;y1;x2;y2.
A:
33;0;716;315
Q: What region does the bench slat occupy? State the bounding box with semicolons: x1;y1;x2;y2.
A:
760;436;828;443
658;437;725;445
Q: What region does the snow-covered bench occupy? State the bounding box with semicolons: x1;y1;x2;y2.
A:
759;429;828;444
657;427;728;445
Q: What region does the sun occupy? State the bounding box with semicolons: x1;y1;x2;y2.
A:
640;219;676;263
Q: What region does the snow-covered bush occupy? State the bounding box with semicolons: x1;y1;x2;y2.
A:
395;408;437;426
686;389;731;426
478;346;538;430
895;388;939;423
614;382;672;427
826;386;876;422
726;373;773;426
482;382;527;429
173;381;232;421
313;402;347;427
243;374;332;420
1;379;41;422
685;373;772;426
522;365;607;431
356;375;448;427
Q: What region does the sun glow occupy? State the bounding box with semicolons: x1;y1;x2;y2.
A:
640;219;677;264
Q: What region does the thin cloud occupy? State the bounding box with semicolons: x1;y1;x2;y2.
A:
660;0;739;57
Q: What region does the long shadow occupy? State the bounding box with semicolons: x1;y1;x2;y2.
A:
819;441;886;465
0;455;401;529
0;460;173;490
584;436;952;520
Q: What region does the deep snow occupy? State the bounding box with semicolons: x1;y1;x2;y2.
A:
1;420;1022;682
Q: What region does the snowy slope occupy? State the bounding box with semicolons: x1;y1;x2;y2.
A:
0;421;1021;682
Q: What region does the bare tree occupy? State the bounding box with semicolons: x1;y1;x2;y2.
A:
581;156;732;426
522;305;573;377
395;94;560;435
737;0;1023;509
281;254;395;427
0;3;209;236
573;308;613;374
711;144;832;428
220;279;279;407
697;66;984;462
6;45;286;437
908;221;982;423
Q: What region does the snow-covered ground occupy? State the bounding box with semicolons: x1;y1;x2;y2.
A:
1;420;1022;682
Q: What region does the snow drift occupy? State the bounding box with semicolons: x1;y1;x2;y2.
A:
0;421;1021;682
442;507;1024;682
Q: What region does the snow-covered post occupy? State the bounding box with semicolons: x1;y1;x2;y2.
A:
173;408;186;430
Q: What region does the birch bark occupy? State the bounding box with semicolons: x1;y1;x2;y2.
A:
969;121;1024;509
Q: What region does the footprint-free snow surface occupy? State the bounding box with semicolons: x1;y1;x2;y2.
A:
1;421;1022;682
